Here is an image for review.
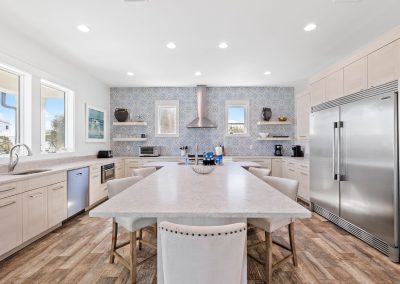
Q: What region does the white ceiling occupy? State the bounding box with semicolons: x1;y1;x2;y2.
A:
0;0;400;88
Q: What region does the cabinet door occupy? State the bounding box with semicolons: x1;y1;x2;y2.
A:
47;182;67;228
296;93;310;140
281;160;287;178
298;170;310;201
23;187;47;242
271;159;282;177
124;159;140;177
115;161;125;179
310;79;325;106
89;173;102;205
325;69;344;101
395;39;400;79
343;57;368;96
368;42;397;87
249;159;272;169
0;194;22;255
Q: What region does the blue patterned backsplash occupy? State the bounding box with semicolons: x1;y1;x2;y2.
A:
110;86;295;156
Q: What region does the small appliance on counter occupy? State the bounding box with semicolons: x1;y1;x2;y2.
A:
274;145;283;156
139;146;160;157
202;152;215;166
97;150;113;158
291;145;304;157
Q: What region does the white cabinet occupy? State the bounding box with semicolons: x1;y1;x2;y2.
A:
0;194;22;256
22;187;48;242
368;42;398;87
115;160;124;179
124;159;141;177
325;69;343;101
89;164;103;206
298;169;310;201
296;93;310;140
232;158;272;170
310;79;325;106
343;57;368;96
271;159;282;177
47;182;67;228
395;39;400;79
281;159;310;203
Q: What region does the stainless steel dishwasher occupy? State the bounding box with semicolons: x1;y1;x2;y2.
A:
67;167;89;217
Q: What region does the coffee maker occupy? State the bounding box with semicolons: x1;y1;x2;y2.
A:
274;145;283;156
291;145;304;157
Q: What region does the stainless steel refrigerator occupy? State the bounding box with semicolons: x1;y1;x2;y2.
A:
310;80;399;262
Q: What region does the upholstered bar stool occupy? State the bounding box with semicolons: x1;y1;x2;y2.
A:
160;221;247;284
247;176;299;284
107;176;157;284
248;167;271;179
132;167;157;178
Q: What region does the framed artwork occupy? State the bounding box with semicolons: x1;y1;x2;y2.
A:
86;104;106;142
155;100;179;137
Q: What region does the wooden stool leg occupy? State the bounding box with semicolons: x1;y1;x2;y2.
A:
130;231;137;284
138;229;143;250
110;221;118;264
288;222;298;267
265;231;272;284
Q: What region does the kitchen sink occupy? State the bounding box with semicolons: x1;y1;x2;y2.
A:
3;169;51;175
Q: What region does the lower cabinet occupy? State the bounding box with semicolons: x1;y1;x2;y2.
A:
47;182;67;228
115;161;124;179
22;187;48;242
271;159;282;177
89;165;102;206
0;194;22;256
281;159;310;203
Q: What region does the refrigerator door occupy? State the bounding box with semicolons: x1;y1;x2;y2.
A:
340;92;398;246
310;106;340;215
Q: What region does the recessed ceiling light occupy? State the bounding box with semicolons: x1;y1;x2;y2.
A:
194;71;202;76
304;23;317;32
218;42;228;49
76;24;90;33
166;42;176;49
264;71;271;75
127;72;135;76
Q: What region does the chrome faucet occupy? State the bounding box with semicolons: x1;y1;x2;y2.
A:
195;143;199;165
8;144;33;173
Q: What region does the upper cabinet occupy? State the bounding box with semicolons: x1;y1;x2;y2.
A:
325;69;343;101
310;79;325;107
368;41;398;88
395;39;400;79
296;93;310;140
343;57;368;96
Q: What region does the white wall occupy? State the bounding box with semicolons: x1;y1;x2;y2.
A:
0;23;110;162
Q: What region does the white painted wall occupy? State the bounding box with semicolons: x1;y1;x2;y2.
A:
0;22;109;162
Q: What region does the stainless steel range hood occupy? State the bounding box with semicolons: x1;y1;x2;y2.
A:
187;85;217;128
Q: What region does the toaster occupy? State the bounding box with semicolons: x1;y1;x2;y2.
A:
97;150;113;158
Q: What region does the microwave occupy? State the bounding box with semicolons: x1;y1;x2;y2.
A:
139;146;161;157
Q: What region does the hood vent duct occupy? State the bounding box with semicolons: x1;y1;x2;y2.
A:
187;85;217;128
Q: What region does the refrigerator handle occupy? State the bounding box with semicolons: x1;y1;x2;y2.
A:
333;122;338;180
338;121;344;181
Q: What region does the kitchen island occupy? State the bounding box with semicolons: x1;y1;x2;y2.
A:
90;162;311;283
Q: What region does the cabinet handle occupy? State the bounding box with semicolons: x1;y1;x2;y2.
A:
76;172;83;176
52;186;64;191
29;193;42;198
288;169;295;172
300;172;308;176
0;201;16;208
92;175;99;178
0;187;16;193
299;135;307;138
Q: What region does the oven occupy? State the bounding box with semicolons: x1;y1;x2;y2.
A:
101;163;115;184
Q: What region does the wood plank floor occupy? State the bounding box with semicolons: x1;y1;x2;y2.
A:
1;211;400;283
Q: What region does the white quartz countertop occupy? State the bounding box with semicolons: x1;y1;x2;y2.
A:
90;162;311;219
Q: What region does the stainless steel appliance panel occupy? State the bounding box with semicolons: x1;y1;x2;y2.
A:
310;106;340;215
67;167;89;217
340;92;398;246
101;163;115;184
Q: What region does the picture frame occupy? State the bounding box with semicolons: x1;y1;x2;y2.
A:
86;104;106;142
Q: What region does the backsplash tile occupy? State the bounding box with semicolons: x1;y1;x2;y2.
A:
110;86;294;156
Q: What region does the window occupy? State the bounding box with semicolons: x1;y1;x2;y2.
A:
155;100;179;137
41;81;74;153
226;100;250;136
0;67;21;155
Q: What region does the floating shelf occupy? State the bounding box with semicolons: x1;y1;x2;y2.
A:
113;138;147;142
257;121;292;125
257;137;292;141
113;121;147;126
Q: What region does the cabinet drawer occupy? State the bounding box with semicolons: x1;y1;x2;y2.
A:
22;187;48;242
29;172;67;190
0;194;22;255
0;182;19;199
89;175;102;205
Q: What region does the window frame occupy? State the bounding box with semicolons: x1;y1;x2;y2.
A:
155;100;179;138
225;100;250;137
40;79;74;154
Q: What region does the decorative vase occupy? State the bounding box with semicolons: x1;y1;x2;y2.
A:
114;108;129;122
262;107;272;121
